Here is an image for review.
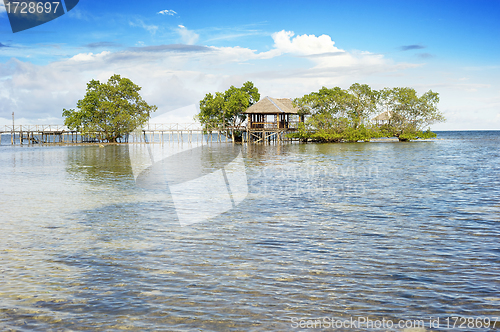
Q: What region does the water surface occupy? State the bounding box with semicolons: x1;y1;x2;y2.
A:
1;131;499;331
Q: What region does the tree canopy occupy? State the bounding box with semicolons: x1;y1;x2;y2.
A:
196;81;260;141
62;74;157;142
292;83;380;142
292;84;445;142
378;87;444;141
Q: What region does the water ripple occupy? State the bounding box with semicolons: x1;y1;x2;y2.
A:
1;132;500;331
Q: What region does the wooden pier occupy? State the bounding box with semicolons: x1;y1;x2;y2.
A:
0;125;72;145
0;123;206;145
0;122;299;146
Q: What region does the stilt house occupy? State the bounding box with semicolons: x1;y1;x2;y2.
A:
243;97;301;142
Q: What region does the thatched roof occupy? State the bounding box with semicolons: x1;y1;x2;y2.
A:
244;97;299;114
372;111;392;121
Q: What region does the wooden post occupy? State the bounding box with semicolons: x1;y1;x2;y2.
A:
11;112;14;145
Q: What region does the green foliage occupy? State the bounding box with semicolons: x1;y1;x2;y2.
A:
293;86;349;117
308;114;348;142
287;112;380;143
198;92;225;130
62;74;157;142
196;81;259;140
378;87;444;141
294;83;378;127
396;128;438;141
345;83;379;128
287;122;310;141
292;83;445;142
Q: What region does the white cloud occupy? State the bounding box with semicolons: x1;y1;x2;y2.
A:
208;46;261;62
271;30;343;56
176;25;199;45
129;19;158;35
0;2;6;13
203;30;402;74
69;51;111;62
0;59;88;123
0;50;211;125
158;9;177;16
264;30;396;69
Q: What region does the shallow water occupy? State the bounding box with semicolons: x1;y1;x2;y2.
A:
1;131;499;331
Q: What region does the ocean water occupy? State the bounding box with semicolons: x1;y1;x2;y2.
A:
0;131;499;331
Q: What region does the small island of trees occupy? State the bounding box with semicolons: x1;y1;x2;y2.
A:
292;83;445;142
197;82;445;142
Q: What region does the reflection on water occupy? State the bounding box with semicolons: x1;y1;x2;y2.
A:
1;132;500;331
66;145;134;184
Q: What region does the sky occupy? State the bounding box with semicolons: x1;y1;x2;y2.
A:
0;0;499;130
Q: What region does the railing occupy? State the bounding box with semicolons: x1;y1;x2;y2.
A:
248;121;300;129
0;123;204;133
145;123;203;131
0;125;69;132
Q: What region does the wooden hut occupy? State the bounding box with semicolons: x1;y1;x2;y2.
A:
373;111;392;125
243;97;301;143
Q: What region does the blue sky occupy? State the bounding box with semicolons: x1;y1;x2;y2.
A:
0;0;499;129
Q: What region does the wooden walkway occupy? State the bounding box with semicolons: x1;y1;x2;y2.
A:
0;123;299;145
